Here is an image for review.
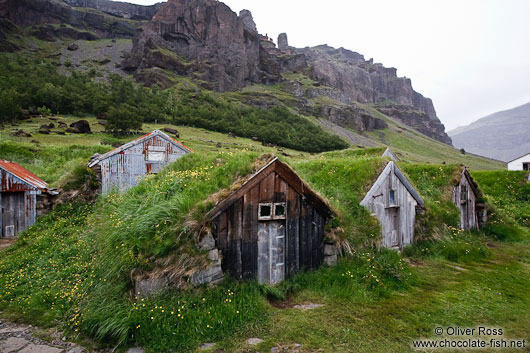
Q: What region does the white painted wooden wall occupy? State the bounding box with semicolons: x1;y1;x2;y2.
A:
507;152;530;171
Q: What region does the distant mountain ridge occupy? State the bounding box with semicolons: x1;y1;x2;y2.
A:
449;102;530;162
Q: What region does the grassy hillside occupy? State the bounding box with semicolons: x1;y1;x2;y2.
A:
0;128;527;352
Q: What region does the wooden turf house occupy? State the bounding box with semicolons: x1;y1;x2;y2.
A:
0;160;57;238
381;147;399;162
361;161;424;250
88;130;192;193
205;157;334;285
452;167;486;230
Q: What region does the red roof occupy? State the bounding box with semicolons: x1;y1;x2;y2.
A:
0;160;48;191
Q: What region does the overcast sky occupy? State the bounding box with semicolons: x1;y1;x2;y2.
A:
123;0;530;131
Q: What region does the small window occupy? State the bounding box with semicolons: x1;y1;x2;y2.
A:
259;203;273;220
258;202;286;220
523;162;530;171
274;203;286;219
389;190;396;205
147;146;166;162
461;185;467;201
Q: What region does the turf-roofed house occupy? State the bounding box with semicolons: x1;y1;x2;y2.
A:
88;130;192;193
205;157;336;285
361;161;424;250
452;167;487;231
0;160;58;238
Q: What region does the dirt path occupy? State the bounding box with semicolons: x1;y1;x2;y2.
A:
0;319;85;353
0;238;16;249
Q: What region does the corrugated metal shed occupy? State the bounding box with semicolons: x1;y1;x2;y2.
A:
0;161;54;238
88;130;193;193
0;160;48;192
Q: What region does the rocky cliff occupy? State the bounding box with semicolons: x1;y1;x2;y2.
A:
122;0;451;144
1;0;452;145
63;0;161;21
0;0;152;39
123;0;268;91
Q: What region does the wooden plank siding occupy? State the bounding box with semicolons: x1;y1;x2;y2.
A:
360;162;423;250
210;159;332;284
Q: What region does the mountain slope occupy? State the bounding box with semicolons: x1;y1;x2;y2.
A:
449;102;530;162
0;0;456;151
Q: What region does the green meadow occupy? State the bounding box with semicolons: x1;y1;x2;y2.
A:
0;115;528;353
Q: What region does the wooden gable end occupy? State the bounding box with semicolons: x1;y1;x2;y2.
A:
209;158;331;283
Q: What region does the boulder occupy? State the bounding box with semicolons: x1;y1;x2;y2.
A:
190;263;223;286
134;277;169;298
58;121;68;128
163;127;180;137
69;119;91;133
198;233;215;251
13;129;32;137
67;43;79;51
39;125;50;134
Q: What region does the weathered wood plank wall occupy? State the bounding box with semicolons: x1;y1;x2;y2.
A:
212;170;326;282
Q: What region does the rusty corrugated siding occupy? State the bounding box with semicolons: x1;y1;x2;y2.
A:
94;130;191;194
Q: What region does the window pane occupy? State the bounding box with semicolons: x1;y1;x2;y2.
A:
259;204;272;218
275;203;285;217
148;151;165;162
389;190;395;205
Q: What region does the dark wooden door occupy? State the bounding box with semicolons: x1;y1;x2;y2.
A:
257;221;286;284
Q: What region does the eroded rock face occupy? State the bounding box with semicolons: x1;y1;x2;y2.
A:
124;0;264;91
239;9;257;33
63;0;162;21
319;104;388;132
0;0;140;39
296;45;451;144
376;103;452;145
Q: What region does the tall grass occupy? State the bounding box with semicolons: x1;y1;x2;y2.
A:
472;170;530;240
0;139;110;186
292;155;383;249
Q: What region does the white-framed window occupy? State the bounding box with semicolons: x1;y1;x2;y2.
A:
147;146;166;162
389;190;396;206
273;203;286;219
258;202;286;220
258;203;273;220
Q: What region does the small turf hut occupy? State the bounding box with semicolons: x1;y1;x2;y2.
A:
88;130;192;194
206;157;334;285
381;147;399;162
360;161;424;250
0;160;57;238
452;167;486;230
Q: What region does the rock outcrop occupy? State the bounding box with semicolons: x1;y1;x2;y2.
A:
376;103;452;145
0;0;142;39
63;0;162;21
294;45;451;144
278;32;288;50
123;0;265;91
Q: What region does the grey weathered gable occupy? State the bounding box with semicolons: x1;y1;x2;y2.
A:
361;162;423;207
